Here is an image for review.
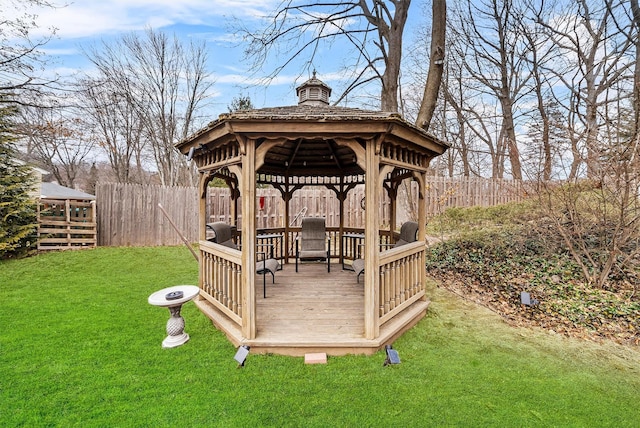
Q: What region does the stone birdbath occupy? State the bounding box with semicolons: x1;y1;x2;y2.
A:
148;285;200;348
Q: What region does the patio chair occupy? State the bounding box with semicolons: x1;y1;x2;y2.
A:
206;222;237;248
295;217;331;273
352;221;419;283
207;222;279;297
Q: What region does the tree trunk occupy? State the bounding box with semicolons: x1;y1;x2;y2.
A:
415;0;446;130
631;0;640;139
499;96;522;179
369;0;411;112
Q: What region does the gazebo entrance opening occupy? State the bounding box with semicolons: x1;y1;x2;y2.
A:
177;75;448;356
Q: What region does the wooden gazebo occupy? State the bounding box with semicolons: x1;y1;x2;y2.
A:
176;74;448;355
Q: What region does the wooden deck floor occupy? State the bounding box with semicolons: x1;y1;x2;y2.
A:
195;262;429;356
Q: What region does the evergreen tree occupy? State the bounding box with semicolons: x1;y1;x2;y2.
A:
228;95;254;112
0;103;37;259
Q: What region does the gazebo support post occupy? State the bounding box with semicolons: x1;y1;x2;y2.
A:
198;173;210;242
386;181;398;240
327;180;348;267
363;139;381;340
282;181;292;264
231;192;238;227
337;188;346;266
234;139;257;339
415;171;428;302
197;173;210;296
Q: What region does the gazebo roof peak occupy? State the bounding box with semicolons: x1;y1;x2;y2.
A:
296;70;332;106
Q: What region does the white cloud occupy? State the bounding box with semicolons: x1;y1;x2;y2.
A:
214;73;297;86
41;46;82;56
29;0;279;40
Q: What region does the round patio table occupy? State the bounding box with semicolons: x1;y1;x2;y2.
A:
148;285;200;348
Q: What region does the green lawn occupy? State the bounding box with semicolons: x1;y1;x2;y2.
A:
1;247;639;427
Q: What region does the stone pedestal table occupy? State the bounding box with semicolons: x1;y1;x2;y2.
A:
148;285;200;348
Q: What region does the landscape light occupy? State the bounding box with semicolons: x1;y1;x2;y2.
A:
384;345;401;366
234;345;250;367
520;291;539;307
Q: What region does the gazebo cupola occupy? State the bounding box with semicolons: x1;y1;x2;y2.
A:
296;71;331;106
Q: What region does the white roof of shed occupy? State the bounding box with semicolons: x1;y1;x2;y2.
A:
40;182;95;200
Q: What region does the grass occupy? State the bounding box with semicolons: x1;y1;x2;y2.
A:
1;247;639;427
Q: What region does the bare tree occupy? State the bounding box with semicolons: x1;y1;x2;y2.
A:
404;5;486;178
415;0;446;130
536;0;633;178
0;0;59;105
533;130;640;289
449;0;532;180
228;95;255;112
436;46;477;178
632;0;640;140
519;0;562;181
438;29;507;178
523;99;572;181
83;28;214;186
78;79;146;184
17;106;95;187
523;0;640;289
237;1;412;112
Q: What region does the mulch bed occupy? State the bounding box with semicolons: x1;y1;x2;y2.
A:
429;270;640;347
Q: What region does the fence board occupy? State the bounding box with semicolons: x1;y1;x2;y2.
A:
97;177;525;247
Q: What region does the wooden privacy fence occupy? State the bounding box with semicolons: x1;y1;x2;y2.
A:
96;183;199;247
423;176;525;216
96;177;526;247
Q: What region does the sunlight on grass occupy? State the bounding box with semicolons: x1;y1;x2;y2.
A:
1;247;639;426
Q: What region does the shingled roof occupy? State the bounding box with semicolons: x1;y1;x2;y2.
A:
182;104;446;149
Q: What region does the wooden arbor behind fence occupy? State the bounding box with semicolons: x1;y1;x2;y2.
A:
176;75;449;353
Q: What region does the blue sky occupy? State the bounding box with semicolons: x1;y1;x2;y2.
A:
31;0;427;116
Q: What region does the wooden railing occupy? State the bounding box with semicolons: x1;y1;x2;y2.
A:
215;227;374;262
200;228;426;336
282;227;394;261
377;241;426;324
199;240;243;326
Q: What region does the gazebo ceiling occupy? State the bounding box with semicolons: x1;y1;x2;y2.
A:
258;135;363;178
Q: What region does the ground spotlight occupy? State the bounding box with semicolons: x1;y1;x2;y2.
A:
384;344;401;366
234;345;250;367
520;291;539;307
